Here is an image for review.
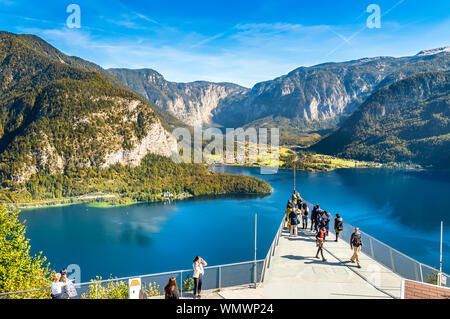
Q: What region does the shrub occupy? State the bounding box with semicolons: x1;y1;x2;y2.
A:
183;275;194;292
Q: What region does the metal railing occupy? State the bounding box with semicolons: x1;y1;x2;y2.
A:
295;200;450;289
338;220;449;288
260;218;284;282
0;260;265;299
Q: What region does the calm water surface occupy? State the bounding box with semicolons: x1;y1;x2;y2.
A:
20;167;450;281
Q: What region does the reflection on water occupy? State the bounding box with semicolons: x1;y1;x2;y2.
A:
20;167;450;280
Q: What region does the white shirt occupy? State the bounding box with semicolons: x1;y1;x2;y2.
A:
193;260;207;278
51;282;63;295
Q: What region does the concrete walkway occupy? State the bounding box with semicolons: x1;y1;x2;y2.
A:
255;227;403;299
181;226;403;299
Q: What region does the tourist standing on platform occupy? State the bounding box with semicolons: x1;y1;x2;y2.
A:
60;269;77;298
193;256;207;298
164;277;180;299
292;190;298;208
315;227;327;262
334;214;344;242
50;273;72;299
317;209;326;232
295;191;302;208
289;207;300;237
301;203;309;230
285;200;294;229
350;228;363;268
323;211;331;240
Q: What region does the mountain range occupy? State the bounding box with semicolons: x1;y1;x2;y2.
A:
0;30;449;186
0;31;181;182
110;48;450;135
311;71;450;168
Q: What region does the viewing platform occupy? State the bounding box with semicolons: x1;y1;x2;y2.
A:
184;226;402;299
253;227;402;299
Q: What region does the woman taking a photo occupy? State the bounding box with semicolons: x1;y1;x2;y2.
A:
50;273;71;299
193;256;207;299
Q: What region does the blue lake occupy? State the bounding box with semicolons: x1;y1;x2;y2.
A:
20;167;450;281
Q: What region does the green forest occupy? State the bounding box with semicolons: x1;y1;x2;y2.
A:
0;153;271;207
311;71;450;168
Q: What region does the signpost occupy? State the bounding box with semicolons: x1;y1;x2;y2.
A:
128;278;141;299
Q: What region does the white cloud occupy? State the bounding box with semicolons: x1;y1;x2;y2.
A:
15;16;450;88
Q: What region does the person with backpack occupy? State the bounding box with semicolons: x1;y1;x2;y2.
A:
285;200;293;229
315;227;327;262
334;214;344;242
289;207;300;237
323;211;331;240
317;209;326;230
350;228;363;268
301;203;309;230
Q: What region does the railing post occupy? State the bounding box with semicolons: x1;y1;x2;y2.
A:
218;267;222;290
369;238;375;258
390;247;396;272
276;226;281;245
180;271;183;298
253;262;257;288
414;263;419;281
260;258;267;284
419;264;424;282
267;245;273;268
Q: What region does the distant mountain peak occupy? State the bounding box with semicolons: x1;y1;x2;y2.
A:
416;46;450;56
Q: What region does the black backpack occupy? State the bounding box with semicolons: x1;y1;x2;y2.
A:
317;214;324;227
335;219;343;231
351;233;362;247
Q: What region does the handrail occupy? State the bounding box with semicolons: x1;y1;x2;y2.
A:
260;217;284;283
260;199;449;289
304;200;449;284
0;259;264;297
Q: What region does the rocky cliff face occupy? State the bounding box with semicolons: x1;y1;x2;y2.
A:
112;49;450;133
0;32;178;182
310;71;450;167
109;68;249;126
213;51;450;130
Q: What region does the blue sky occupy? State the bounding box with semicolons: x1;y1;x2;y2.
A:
0;0;449;87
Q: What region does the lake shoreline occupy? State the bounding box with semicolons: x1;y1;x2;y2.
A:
7;161;437;211
11;163;433;210
11;189;274;211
